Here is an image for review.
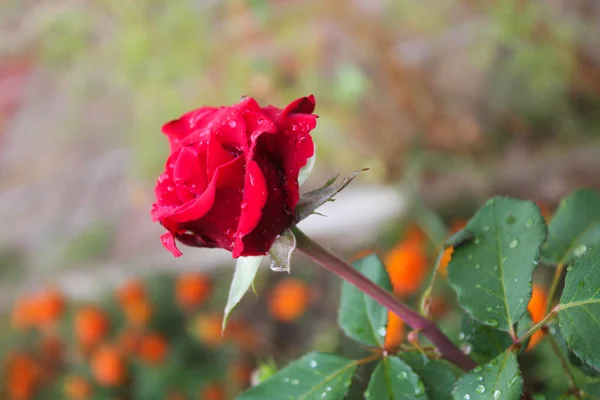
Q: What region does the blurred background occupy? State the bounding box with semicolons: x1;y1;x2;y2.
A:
1;0;600;398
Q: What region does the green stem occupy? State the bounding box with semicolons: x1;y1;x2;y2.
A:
419;247;446;317
515;307;558;345
545;263;565;315
547;333;580;397
293;227;477;371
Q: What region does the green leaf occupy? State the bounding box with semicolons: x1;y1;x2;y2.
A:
583;382;600;398
452;351;523;400
446;229;475;249
298;146;317;186
541;189;600;265
267;229;296;272
557;245;600;372
549;323;600;378
447;197;546;331
459;314;532;364
400;352;461;400
365;356;428;400
222;256;263;330
238;353;358;400
338;254;392;347
295;170;366;222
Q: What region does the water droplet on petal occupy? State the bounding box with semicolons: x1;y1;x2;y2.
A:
475;385;486;394
509;239;518;248
229;120;237;128
493;389;502;399
167;185;174;192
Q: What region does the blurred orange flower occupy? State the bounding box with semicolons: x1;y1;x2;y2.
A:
200;382;227;400
191;314;225;347
384;311;405;351
63;375;92;400
268;278;312;322
384;240;429;298
137;333;168;365
116;279;146;307
176;273;213;310
527;284;549;351
90;345;126;387
74;306;110;348
6;353;40;400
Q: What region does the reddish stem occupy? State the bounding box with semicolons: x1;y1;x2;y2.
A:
293;228;476;372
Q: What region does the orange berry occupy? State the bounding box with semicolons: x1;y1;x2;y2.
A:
74;306;110;348
384;311;405;351
117;279;146;307
123;299;152;327
32;289;65;327
384;241;429;298
90;345;126;387
137;333;168;365
200;383;226;400
268;278;311;322
64;375;92;400
191;314;225;347
526;284;549;351
175;273;213;310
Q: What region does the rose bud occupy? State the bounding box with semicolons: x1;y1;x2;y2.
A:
151;95;317;258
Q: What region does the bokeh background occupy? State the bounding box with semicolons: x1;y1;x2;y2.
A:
1;0;600;398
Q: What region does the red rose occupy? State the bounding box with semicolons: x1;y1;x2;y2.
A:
151;95;317;258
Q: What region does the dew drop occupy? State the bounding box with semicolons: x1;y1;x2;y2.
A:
291;379;300;385
167;185;174;192
526;219;533;228
474;238;481;245
567;265;573;272
415;381;426;396
574;245;588;257
475;264;480;269
485;319;499;327
458;332;466;340
507;375;519;388
309;360;318;368
378;327;387;337
326;386;332;392
486;306;493;312
475;385;486;394
518;298;525;304
321;393;327;399
283;377;290;383
493;389;502;399
468;254;474;260
476;375;483;381
397;371;407;379
474;366;483;373
509;239;518;248
476;284;482;289
464;395;471;400
229;120;237;128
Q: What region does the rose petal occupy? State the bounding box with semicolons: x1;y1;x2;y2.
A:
282;95;316;117
207;128;235;178
173;146;207;203
232;160;268;257
167;155;245;223
162;107;216;152
238;153;294;257
160;231;183;257
243;110;277;152
235;97;261;112
207;108;248;153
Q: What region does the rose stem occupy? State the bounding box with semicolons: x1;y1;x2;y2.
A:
293;227;477;371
